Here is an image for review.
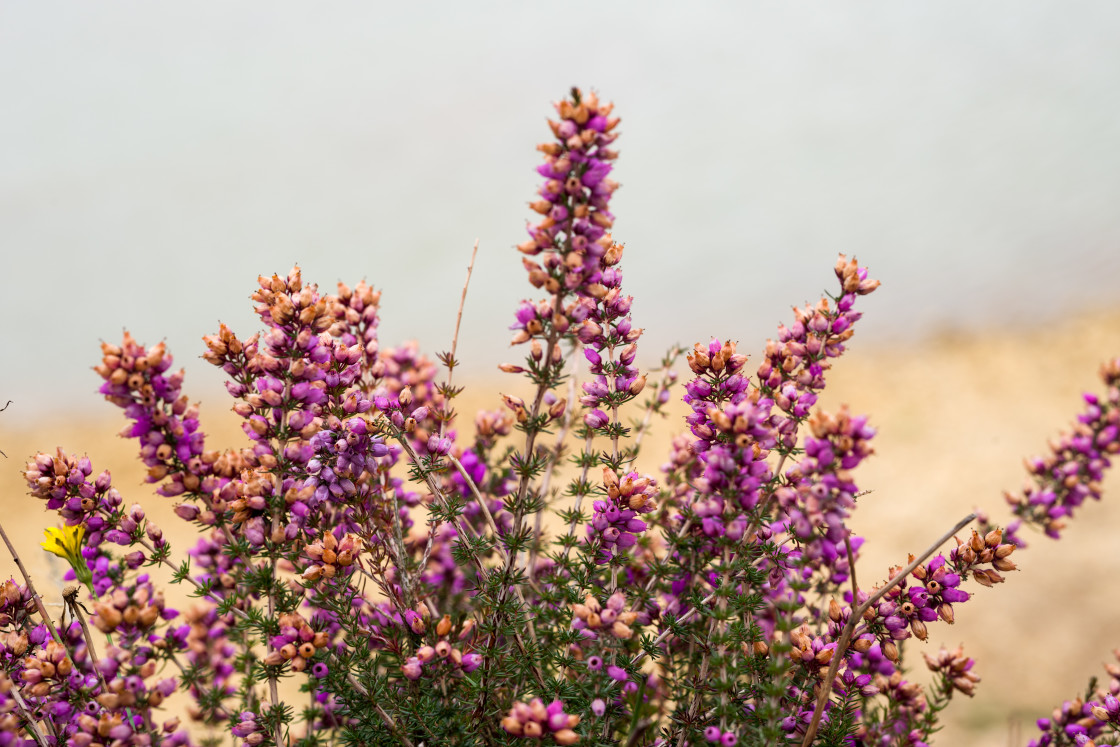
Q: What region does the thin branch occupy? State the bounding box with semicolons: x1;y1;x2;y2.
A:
844;533;859;604
0;519;64;647
558;434;596;566
8;681;47;747
627;580;727;671
0;400;10;457
137;538;250;621
439;238;480;441
451;240;479;365
799;512;977;747
64;589;113;694
629;346;683;457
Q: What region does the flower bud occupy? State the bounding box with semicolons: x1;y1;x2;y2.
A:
554;730;579;745
173;504;200;522
549;398;567;420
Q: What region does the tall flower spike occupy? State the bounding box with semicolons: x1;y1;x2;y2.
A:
511;87;622;347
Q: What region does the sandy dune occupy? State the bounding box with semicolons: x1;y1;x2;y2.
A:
2;308;1119;746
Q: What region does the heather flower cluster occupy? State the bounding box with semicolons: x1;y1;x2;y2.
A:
500;698;580;744
4;87;1118;747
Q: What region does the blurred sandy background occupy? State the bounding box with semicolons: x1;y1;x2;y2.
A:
3;2;1120;744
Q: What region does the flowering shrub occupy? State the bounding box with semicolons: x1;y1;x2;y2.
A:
4;87;1120;747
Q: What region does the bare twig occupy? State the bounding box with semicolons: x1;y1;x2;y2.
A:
416;239;480;594
439;238;480;442
799;512;977;747
844;534;860;604
8;681;47;747
0;519;64;647
63;588;113;695
0;400;10;457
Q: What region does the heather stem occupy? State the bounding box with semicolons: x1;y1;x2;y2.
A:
448;454;541;639
507;291;565;557
264;414;290;747
529;352;579;577
630;345;683;457
559;433;596;565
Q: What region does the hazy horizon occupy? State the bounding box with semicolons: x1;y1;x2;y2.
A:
3;2;1119;423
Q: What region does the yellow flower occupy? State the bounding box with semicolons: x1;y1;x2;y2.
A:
41;525;93;590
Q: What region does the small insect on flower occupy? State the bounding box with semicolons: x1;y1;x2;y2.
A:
41;525;94;591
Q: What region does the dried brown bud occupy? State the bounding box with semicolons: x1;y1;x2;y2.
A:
969;531;985;553
938;603;955;624
458;619;476;640
994;543;1016;559
911;618;928;641
92;604;122;633
549;398;567;421
554;729;579;745
992;557;1017;572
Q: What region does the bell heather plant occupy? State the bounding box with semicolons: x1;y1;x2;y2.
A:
3;87;1119;747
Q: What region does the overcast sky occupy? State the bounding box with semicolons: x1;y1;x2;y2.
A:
3;2;1119;421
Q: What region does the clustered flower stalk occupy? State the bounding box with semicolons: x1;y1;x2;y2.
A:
3;87;1118;747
